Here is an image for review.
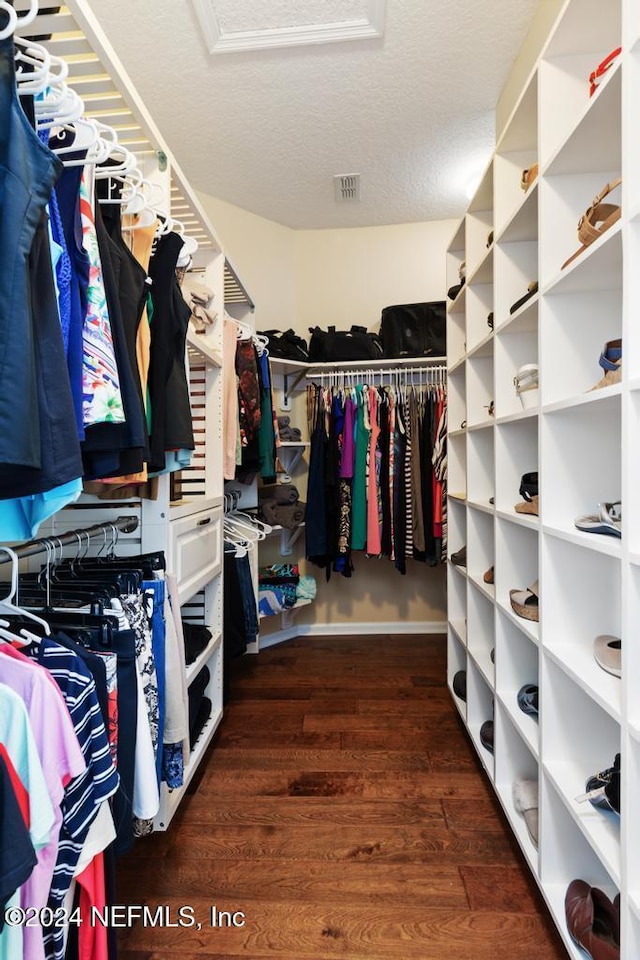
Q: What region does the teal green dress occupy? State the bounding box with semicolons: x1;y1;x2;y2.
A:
350;384;370;550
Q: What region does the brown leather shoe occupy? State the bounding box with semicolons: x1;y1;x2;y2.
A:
565;880;620;959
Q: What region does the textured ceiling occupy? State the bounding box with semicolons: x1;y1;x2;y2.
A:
88;0;540;229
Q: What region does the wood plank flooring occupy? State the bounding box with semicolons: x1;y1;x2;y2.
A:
116;634;568;959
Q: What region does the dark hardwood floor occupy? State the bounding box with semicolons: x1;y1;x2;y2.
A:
116;634;568;959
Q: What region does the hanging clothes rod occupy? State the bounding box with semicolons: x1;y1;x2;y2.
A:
0;515;139;564
307;363;447;383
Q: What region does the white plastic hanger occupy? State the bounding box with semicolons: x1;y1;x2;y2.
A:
0;546;50;636
0;2;18;40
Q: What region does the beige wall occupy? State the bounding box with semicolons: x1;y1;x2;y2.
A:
196;193;297;331
293;220;457;333
496;0;565;138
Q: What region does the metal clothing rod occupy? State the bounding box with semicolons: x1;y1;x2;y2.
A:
0;515;139;564
307;364;447;384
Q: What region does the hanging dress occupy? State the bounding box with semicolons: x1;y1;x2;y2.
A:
350;384;369;551
366;386;382;556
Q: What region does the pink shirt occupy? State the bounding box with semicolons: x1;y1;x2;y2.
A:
0;652;85;960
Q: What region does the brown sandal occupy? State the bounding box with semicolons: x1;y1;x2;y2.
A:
561;178;621;270
510;580;539;622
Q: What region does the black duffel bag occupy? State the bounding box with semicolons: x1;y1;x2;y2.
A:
259;329;309;362
308;325;383;363
379;301;446;359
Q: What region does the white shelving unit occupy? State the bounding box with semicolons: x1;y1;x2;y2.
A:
447;0;632;954
16;0;240;833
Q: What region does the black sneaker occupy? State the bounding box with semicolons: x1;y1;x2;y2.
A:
451;546;466;567
480;720;494;754
452;671;466;701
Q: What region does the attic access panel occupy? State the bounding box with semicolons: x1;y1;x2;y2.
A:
192;0;386;53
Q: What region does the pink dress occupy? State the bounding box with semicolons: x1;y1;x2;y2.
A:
366;388;382;556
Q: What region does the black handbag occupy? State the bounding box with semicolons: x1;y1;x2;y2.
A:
379;301;446;359
519;472;538;501
308;325;383;363
259;329;309;362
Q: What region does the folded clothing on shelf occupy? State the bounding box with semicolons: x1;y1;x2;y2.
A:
259;499;306;529
260;482;299;504
259;563;300;584
188;665;211;747
182;621;213;666
258;585;296;615
296;575;316;601
278;427;302;442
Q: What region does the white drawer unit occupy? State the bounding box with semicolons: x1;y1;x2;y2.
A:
169;506;222;605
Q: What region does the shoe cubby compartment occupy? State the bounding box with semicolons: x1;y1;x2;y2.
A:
494;328;539;420
448;434;467;502
496;608;539;757
465;281;494;353
466;425;494;505
494;706;539;870
467;507;494;600
495;518;539;643
539;0;621;168
447;560;467;642
467;584;495;687
541;396;621;545
539;172;622;289
539;774;620;949
542;660;621;886
447;495;467;559
467;351;493;427
629;49;640;217
494;418;538;522
625;220;640;383
540;288;622;405
624;566;640;734
446;218;465;290
447;311;466;370
543;537;621;723
626;739;640;901
466;662;495;779
544;59;621;178
465;164;493;278
448;630;467;720
494;71;538;236
626;910;640;960
448;365;466;431
493;240;538;327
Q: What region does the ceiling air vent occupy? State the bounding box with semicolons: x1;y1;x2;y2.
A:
334;173;361;202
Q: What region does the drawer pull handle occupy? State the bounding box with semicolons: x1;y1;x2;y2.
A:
197;517;212;527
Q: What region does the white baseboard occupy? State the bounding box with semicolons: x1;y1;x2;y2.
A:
255;620;447;650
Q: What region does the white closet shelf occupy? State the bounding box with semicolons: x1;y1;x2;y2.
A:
629;892;640;922
185;631;223;687
467;500;495;516
467;246;494;286
169;496;223;521
277;441;310;448
543;524;622;559
449;561;467;580
543;762;621;886
448;355;466;374
268;357;310;375
449;619;467;645
265;522;305;557
467;648;494;688
448;492;467;503
496;600;540;645
629;552;640;568
468;725;495;779
448;286;467;314
186;329;223;368
495;784;540;874
467;332;494;359
542;222;622;297
496;182;539;245
495;508;539;531
542;384;622;415
449;687;467;722
496;692;540;758
468;573;495;602
627;376;640;395
467;419;495;432
495;409;539;426
544;645;621;725
495;294;539;335
449;427;467;438
259;597;313;624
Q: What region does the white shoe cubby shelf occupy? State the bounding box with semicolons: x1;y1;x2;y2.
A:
446;0;636;954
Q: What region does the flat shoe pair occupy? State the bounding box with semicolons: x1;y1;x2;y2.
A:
575;501;621;538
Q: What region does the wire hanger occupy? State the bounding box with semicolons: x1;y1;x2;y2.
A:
0;546;51;636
